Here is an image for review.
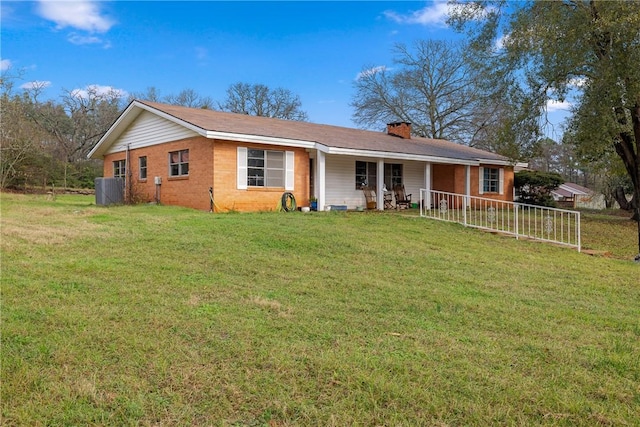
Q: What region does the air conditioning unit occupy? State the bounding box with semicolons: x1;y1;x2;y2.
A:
95;177;124;206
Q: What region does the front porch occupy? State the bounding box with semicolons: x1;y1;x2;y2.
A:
308;152;513;212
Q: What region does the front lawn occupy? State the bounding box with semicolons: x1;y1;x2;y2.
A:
2;193;638;426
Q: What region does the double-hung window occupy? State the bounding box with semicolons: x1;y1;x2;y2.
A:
113;159;126;179
355;161;377;189
238;147;294;190
139;156;147;180
479;167;504;195
384;163;403;189
169;149;189;177
247;149;285;187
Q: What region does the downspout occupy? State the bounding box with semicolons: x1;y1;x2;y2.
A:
126;144;132;204
210;140;215;212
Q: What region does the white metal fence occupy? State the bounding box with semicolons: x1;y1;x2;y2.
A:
419;189;581;251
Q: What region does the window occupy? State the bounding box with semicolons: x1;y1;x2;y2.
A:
139;156;147;180
169;149;189;177
237;147;294;190
355;161;377;189
248;149;284;187
384;163;403;189
482;168;500;193
113;159;126;179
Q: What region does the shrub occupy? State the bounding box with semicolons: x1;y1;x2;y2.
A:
514;170;563;207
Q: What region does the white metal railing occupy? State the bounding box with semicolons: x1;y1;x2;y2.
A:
419;189;581;251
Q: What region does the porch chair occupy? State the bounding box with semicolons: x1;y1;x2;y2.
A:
362;187;377;210
393;185;412;209
384;191;394;210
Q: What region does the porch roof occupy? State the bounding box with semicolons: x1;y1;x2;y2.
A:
90;100;512;165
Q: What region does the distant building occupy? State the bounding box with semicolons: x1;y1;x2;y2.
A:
552;182;605;209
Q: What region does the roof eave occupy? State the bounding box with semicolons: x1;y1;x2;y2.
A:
205;130;316;149
88;100;209;159
88;100;139;159
325;147;497;166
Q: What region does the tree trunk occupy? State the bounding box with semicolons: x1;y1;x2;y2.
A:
613;186;632;210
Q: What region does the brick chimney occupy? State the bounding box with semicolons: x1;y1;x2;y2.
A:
387;122;411;139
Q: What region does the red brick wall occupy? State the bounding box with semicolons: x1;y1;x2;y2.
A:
432;164;457;193
212;140;309;212
102;136;310;212
432;164;514;202
103;136;214;210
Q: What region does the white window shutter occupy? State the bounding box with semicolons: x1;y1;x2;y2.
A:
237;147;248;190
499;168;504;195
285;151;294;191
478;167;484;195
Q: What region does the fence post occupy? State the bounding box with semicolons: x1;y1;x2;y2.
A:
577;211;581;252
514;204;519;240
463;194;467;226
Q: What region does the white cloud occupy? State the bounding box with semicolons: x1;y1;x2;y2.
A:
37;0;114;33
70;84;128;99
356;65;388;80
68;32;103;45
0;59;12;71
20;80;52;90
384;1;451;28
546;99;571;113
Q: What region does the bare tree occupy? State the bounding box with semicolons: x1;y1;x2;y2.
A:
0;73;51;188
130;87;214;109
218;83;308;121
164;88;214;109
129;86;162;103
25;85;125;188
352;40;503;146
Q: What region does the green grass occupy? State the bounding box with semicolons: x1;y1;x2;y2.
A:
2;193;639;426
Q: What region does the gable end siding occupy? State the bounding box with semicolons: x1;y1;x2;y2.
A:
106;111;199;154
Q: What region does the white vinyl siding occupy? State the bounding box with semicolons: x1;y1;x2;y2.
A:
326;155;359;206
401;162;423;201
325;156;423;208
107;111;198;154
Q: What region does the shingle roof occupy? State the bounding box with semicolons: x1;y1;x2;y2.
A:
559;182;592;195
95;100;510;164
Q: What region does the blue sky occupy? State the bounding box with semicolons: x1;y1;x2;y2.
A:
1;0;569;138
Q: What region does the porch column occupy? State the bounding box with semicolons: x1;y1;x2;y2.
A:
317;150;326;211
424;162;432;209
465;165;471;204
377;159;384;210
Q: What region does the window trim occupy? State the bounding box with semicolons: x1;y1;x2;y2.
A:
139;156;147;180
237;147;294;190
169;149;189;177
384;163;403;189
479;166;504;195
355;160;377;189
113;159;126;179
